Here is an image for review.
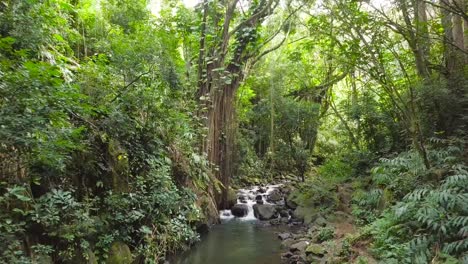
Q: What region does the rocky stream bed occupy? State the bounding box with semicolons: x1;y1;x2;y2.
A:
172;182;368;264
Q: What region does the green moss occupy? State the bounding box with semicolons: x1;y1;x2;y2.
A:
106;242;132;264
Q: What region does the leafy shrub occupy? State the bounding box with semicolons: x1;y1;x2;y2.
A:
317;227;335;242
362;141;468;263
318;157;354;183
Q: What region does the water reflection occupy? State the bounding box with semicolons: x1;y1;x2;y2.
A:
170;219;283;264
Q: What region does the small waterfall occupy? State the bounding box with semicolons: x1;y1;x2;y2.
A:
219;184;283;221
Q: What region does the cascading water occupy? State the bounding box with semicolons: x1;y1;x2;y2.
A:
219;184;283;221
170;184;290;264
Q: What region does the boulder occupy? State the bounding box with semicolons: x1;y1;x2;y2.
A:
314;215;327;227
305;244;326;257
270;218;281;225
227;188;237;208
306;254;323;263
267;189;283;203
285;196;298;210
196;223;210;234
279;209;289;218
281;238;296;249
238;195;247;203
258;187;267;193
231;204;249;217
281;251;293;259
256;195;264;204
280;185;292;195
278;232;292;240
106;242;132;264
289;240;309;253
253;204;277;220
255;195;263;202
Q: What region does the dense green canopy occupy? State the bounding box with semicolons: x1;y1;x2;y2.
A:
0;0;466;263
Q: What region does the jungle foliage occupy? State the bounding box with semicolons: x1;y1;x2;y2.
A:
0;0;467;263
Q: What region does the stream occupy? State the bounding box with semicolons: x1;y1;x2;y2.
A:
170;184;289;264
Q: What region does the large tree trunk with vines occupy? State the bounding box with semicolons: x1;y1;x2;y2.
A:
196;0;280;209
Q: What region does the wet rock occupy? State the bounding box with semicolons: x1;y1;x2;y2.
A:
227;188;237;209
305;244;326;257
280;185;292;195
285;195;298;210
291;208;304;221
289;241;309;253
267;189;283;203
281;238;296;249
280;217;289;224
253;204;277;220
279;209;289;217
282;251;294;258
270;218;281;225
238;195;248;203
278;232;292;240
231;204;249;217
196;223;210;234
258;187;267;193
287;254;306;264
255;195;263;202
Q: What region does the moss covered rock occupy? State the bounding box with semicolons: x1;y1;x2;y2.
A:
106;242;132;264
306;243;326;257
227;187;237;208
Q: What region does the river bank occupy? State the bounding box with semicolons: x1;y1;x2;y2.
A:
170;180;377;264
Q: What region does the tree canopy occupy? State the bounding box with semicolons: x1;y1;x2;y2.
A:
0;0;466;263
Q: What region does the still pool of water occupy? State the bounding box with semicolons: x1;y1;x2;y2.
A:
169;219;285;264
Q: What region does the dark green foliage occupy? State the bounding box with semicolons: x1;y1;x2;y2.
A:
353;140;467;263
0;1;210;263
317;227;335;242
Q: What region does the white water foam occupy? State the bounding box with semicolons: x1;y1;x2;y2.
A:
219;184;283;221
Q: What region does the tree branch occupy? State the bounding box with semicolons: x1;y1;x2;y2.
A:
110;68;152;103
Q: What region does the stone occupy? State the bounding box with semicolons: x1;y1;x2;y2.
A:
238;195;248;203
196;223;210;234
278;232;292;240
281;238;296;249
267;189;283;203
270;218;281;225
231;204;249;217
258;187;267;193
279;185;291;194
306;254;323;263
280;217;289;224
106;242;132;264
285;196;298;209
255;195;263;202
253;204;277;220
288;254;306;264
279;209;289;217
314;216;327;227
227;188;237;209
305;244;326;257
289;241;309;253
